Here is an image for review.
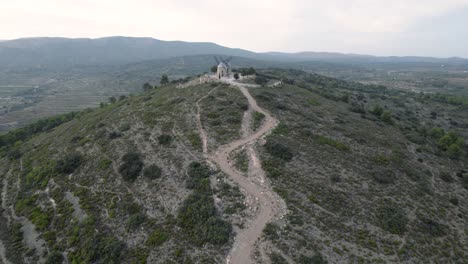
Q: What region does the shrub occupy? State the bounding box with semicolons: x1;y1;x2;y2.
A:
127;213;146;230
158;134;173;145
263;223;280;240
439;172;454;183
265;141;293;161
108;131;121;139
119;152;144;182
239;67;256;76
254;76;269;86
98;159;112;170
371;104;384;116
45;251;64;264
297;253;326;264
56;154;82;174
447;143;463;159
372;170;395;184
449;197;459;206
146;229;168;247
160;74;169;85
143;164;162;179
420;218;446;237
429;127;445;139
308;98;321;106
177;192;231;245
177;162;231;245
380;110;393;124
270;252;287;264
376;203;408;235
316;135;350;151
186;162;212;192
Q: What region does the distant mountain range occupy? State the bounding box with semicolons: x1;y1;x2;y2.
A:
0;36;467;69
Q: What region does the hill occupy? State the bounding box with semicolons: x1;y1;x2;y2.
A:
0;69;466;263
0;37;256;69
1;37;468;70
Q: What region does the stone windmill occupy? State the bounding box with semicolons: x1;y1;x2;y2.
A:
214;56;232;79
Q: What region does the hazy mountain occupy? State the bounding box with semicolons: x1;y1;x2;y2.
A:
0;37;256;68
1;37;467;70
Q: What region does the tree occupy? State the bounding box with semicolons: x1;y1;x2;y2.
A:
109;96;116;104
447;141;463;159
160;74;169;85
119;152;144;182
142;82;153;92
371;104;384;116
380;110;393;124
254;76;268;86
233;73;239;80
144;164;162;179
210;65;218;73
56;154;82;174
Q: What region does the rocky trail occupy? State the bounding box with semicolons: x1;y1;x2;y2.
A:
195;79;287;264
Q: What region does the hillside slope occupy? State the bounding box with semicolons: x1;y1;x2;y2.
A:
0;70;467;263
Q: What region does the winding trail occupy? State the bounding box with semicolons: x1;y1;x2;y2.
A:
195;79;287;264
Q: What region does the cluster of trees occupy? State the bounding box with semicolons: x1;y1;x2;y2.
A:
420;93;468;108
254;76;269;86
430;128;465;159
56;153;83;174
237;67;256;76
265;141;293;161
118;151;144;182
177;162;231;245
376;202;408;235
0;112;78;159
371;104;393;124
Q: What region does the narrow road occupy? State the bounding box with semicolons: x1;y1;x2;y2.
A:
195;79;287;263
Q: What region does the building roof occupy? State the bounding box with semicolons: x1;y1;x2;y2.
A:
217;62;228;68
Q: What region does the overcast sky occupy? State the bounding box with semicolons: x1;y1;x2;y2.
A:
1;0;468;57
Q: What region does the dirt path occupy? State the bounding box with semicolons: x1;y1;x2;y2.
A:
195;79;287;264
195;86;219;157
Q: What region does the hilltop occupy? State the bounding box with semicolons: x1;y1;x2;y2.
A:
0;69;467;263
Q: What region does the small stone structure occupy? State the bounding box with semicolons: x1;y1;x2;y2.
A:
217;62;230;79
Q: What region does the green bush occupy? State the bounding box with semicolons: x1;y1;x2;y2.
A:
420;218;446;237
371;104;384;116
143;164;162;179
265;141;293;161
45;251;64;264
372;170;395;184
177;192;231;245
158;134;173;145
255;76;269;86
56;153;82;174
118;152;144;182
376;203;408;235
439;171;454;183
186;162;212;191
297;253;326;264
429;127;445;139
98;159;112;170
146;229;168;247
127;213;146;230
270;252;287;264
380;110;393;124
316;135;350;152
177;162;231;245
263;223;280;240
